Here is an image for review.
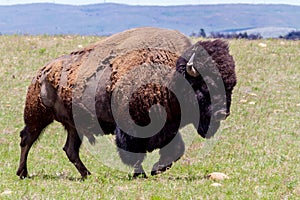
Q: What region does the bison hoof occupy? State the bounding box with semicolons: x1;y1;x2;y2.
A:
17;168;28;179
151;162;172;176
81;170;91;179
131;172;147;179
132;173;148;179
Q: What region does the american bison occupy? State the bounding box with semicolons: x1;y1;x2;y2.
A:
16;27;191;179
17;27;236;179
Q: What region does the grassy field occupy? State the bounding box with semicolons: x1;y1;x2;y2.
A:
0;35;299;199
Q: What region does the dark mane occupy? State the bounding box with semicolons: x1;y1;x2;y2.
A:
197;39;237;89
176;39;236;90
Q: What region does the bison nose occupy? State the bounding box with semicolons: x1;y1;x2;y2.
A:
213;109;229;121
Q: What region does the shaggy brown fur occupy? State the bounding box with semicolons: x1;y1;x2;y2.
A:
108;48;179;92
25;46;94;122
76;27;191;96
108;48;181;130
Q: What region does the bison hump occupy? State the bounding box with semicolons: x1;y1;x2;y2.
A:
108;48;179;92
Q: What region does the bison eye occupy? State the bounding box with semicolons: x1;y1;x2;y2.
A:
195;90;204;100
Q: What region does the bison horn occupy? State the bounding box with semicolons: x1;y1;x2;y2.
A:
186;52;199;77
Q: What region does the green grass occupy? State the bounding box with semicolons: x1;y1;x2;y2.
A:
0;36;299;199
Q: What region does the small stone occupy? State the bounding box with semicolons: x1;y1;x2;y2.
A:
258;43;267;48
211;182;222;187
249;101;256;105
206;172;229;181
274;109;284;114
248;92;258;97
1;189;12;195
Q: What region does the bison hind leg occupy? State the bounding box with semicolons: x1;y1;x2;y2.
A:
16;127;30;179
17;120;53;179
151;132;185;176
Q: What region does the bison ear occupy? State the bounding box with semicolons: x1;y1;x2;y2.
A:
186;52;199;77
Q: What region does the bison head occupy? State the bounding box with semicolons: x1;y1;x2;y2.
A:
176;39;237;138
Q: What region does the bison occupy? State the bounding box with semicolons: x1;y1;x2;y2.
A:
16;27;237;179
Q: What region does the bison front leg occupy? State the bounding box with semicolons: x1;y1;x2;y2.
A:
151;132;185;176
63;125;91;178
115;128;147;178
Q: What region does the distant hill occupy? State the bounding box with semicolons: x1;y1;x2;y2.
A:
0;3;299;37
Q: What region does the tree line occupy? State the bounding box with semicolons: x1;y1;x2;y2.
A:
190;29;300;40
1;30;299;40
